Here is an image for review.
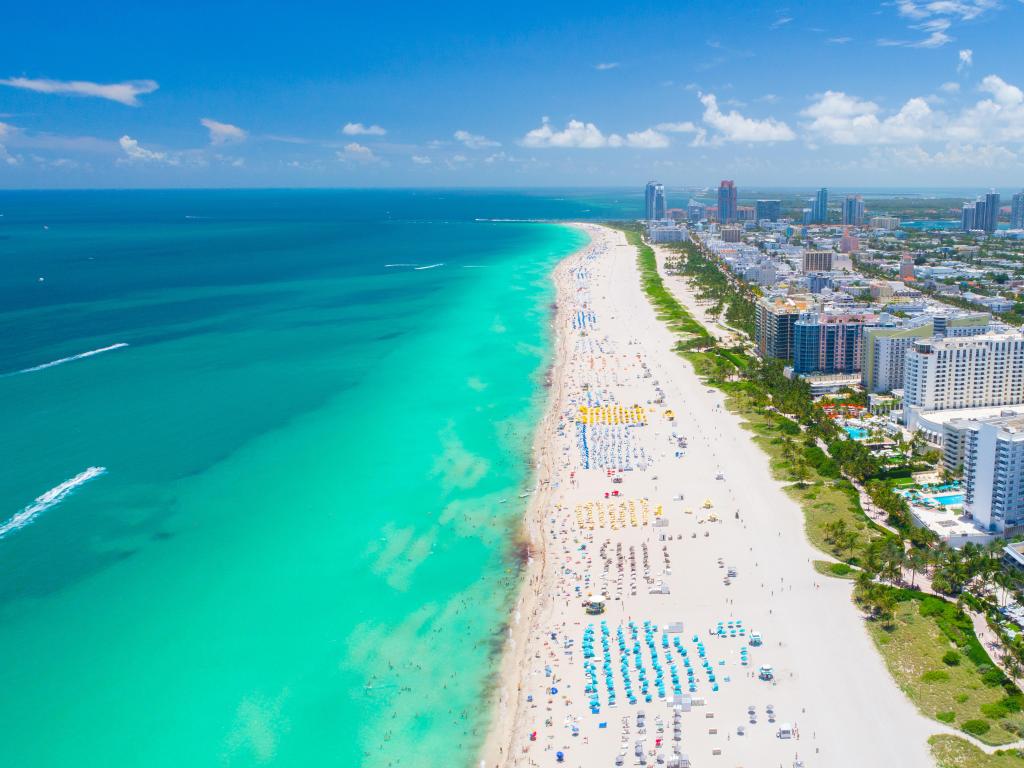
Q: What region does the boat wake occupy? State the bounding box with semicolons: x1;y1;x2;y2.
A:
384;263;418;268
414;263;444;270
5;343;129;376
0;467;107;539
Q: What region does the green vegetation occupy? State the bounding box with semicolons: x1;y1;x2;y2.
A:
813;560;857;579
931;735;1024;768
860;589;1024;745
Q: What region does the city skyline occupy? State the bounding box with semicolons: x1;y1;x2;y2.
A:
2;0;1024;187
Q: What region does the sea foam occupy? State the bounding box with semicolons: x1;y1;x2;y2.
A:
0;467;107;539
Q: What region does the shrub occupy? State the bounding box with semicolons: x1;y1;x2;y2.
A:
830;562;852;577
982;667;1007;687
961;719;991;736
981;700;1010;719
942;651;961;666
956;694;969;704
936;711;956;723
922;670;950;683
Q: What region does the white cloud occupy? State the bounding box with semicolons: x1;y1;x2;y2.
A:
698;93;795;142
802;73;1024;146
827;36;852;44
520;118;624;148
342;122;386;136
655;121;699;133
801;91;935;144
958;48;973;71
889;0;1000;47
0;143;20;166
594;62;619;70
411;155;432;165
337;142;379;162
453;129;500;149
0;77;158;106
624;129;670;149
118;135;171;163
770;16;793;29
200;118;247;145
940;81;961;92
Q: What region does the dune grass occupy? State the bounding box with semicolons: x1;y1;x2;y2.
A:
930;735;1024;768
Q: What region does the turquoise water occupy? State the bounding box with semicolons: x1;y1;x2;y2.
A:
844;427;868;440
0;190;597;767
935;494;964;506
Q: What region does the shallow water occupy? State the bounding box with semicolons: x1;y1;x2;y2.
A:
0;190;603;766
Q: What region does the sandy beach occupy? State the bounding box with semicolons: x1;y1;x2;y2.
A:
481;224;942;768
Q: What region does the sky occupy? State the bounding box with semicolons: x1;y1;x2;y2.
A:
2;0;1024;188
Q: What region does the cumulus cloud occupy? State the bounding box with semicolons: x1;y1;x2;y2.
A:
0;77;158;106
118;135;170;163
802;73;1024;146
200;118;247;145
801;91;935;144
941;81;961;92
521;118;624;148
594;62;619;70
337;142;379;162
624;129;670;149
958;48;973;71
698;93;795;142
342;122;386;136
453;129;500;149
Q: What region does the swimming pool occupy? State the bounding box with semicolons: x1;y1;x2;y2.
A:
934;493;964;506
844;427;868;440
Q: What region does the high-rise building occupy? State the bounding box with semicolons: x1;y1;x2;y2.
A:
962;415;1024;534
861;313;992;393
812;188;829;224
1011;191;1024;230
687;200;707;223
899;254;916;281
903;332;1024;422
962;203;976;232
984;191;1001;233
974;199;988;232
754;295;813;361
792;310;877;375
755;199;781;222
720;226;742;243
718;180;738;224
842;195;865;226
801;250;833;273
644;181;667;221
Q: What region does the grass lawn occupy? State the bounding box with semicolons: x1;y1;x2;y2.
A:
813;560;858;579
867;597;1024;745
930;735;1024;768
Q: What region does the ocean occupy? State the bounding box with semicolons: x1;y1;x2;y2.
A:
0;190;634;767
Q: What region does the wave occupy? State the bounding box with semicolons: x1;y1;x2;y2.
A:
384;263;418;268
6;343;129;376
0;467;106;539
414;263;444;270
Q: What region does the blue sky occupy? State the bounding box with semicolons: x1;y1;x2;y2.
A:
1;0;1024;188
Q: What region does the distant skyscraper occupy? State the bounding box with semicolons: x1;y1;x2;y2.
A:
962;203;976;232
1013;191;1024;230
812;188;829;223
975;198;988;232
644;181;667;221
687;199;707;222
718;180;738;224
842;195;865;226
984;191;1001;233
755;199;781;222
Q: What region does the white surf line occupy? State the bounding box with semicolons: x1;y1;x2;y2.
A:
384;263;418;268
5;343;129;376
0;467;107;539
414;263;444;270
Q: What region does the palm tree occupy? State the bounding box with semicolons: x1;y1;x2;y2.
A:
906;549;929;590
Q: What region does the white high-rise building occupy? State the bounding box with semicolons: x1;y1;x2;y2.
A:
903;332;1024;425
963;415;1024;534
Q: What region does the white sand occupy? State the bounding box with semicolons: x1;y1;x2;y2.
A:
482;225;939;768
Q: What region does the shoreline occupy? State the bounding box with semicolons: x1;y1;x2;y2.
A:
478;222;592;768
480;223;942;768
